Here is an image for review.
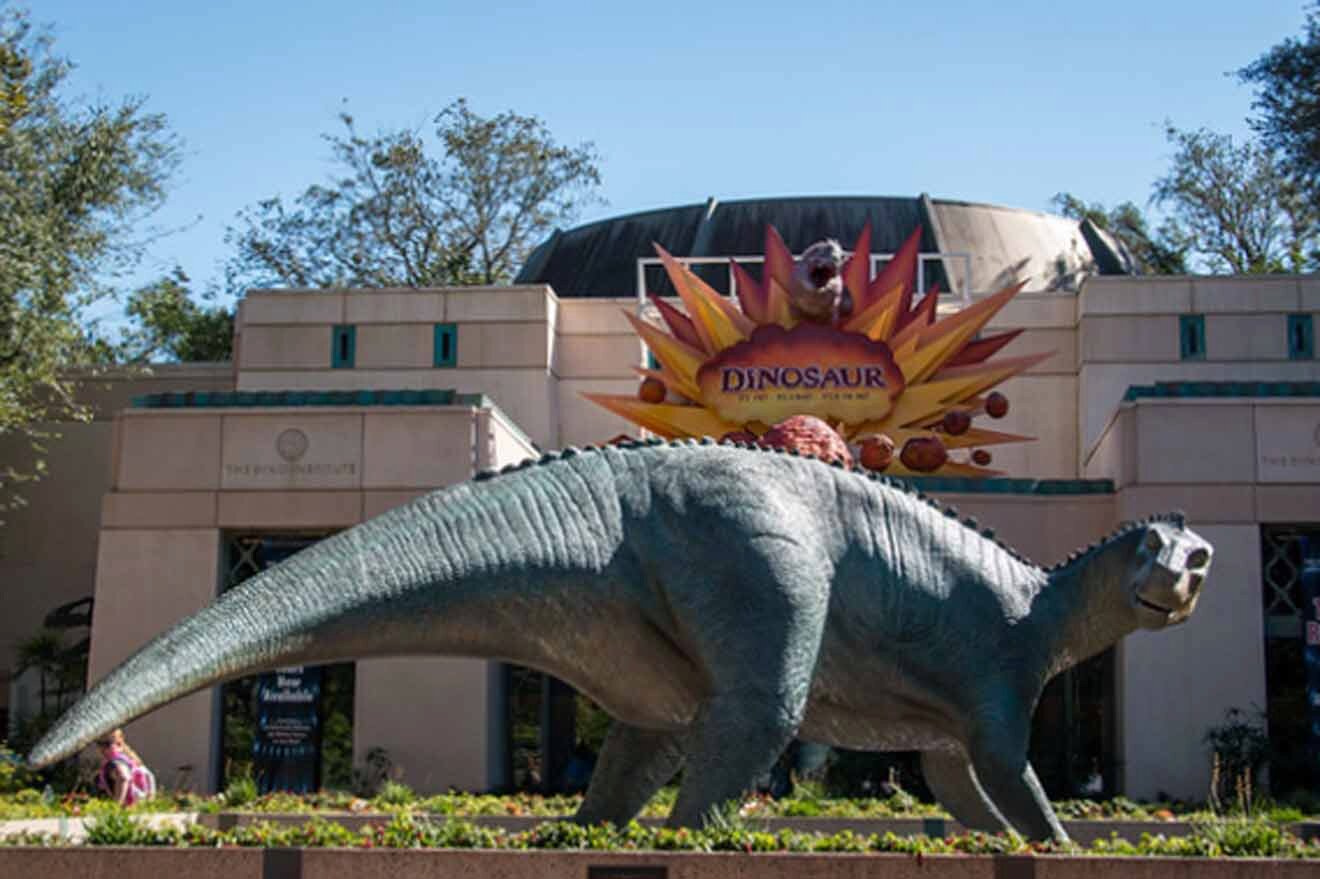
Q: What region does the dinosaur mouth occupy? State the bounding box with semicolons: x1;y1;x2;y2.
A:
1135;595;1171;615
810;265;837;286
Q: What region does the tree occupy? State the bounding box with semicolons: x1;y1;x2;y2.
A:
225;99;602;292
1238;4;1320;200
0;5;179;526
120;269;233;362
1050;193;1187;274
1151;125;1316;273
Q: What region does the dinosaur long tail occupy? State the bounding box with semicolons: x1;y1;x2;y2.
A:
27;463;619;768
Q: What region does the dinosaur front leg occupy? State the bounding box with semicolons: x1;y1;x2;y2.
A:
965;719;1069;843
574;722;684;826
920;749;1011;833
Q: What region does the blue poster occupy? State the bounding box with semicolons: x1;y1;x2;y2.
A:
1301;538;1320;785
253;665;323;793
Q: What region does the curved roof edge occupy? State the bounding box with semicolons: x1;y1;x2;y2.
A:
516;194;1138;298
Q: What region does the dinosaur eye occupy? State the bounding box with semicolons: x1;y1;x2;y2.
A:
1186;548;1209;570
1143;531;1163;554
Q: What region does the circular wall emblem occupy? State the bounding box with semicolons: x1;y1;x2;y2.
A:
276;428;309;462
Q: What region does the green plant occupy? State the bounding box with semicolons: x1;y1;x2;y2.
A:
83;810;145;845
352;746;392;797
222;774;258;808
374;780;416;808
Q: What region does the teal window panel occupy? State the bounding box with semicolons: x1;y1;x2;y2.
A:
1179;315;1205;361
646;349;660;371
434;323;458;367
1287;314;1314;360
332;325;356;368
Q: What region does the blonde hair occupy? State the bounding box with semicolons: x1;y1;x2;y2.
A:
109;729;144;766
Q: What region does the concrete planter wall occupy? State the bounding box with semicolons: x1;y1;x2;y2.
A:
1;847;1318;879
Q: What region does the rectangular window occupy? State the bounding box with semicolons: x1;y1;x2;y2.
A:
646;349;659;371
433;323;458;367
1287;314;1314;360
1179;315;1205;361
331;325;355;369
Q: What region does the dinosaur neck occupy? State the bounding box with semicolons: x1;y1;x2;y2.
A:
1031;534;1140;679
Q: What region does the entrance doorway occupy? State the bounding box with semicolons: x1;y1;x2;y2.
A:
220;533;355;792
1261;525;1320;796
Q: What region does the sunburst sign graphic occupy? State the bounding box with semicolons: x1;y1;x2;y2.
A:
583;225;1052;477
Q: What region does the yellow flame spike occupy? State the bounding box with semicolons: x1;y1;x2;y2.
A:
578;394;740;440
622;311;704;399
901;283;1028;385
841;282;903;340
894;353;1051;427
655;246;753;351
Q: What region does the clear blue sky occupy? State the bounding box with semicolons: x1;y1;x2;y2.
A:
36;0;1310;308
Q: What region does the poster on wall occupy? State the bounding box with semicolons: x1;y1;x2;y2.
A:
1301;538;1320;787
253;665;323;794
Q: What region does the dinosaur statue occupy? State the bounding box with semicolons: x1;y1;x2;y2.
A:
28;440;1212;841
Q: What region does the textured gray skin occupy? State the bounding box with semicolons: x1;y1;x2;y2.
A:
28;440;1212;841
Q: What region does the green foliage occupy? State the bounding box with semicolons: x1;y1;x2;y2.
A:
224;98;601;293
0;5;179;526
222;774;258;808
1152;126;1317;274
0;743;37;793
83;810;147;845
119;268;232;362
1238;4;1320;202
372;780;416;809
1050;193;1187;274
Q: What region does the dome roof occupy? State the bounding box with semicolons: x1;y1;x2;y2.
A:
515;194;1136;298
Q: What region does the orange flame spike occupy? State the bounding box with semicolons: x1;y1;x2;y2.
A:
730;260;767;323
632;366;697;404
578;393;740;440
895;285;940;335
842;224;872;309
860;225;921;314
655;244;754;351
841;281;903;339
765;277;796;328
942;330;1023;368
648;292;704;351
901;282;1029;385
622;311;704;398
763;225;794;292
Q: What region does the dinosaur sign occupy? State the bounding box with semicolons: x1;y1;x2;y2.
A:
584;225;1052;477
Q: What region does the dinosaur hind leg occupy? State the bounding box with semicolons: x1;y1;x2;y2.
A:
574;722;684;826
666;693;800;827
920;749;1010;833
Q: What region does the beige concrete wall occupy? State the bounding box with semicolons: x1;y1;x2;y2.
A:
87;529;221;792
1084;395;1311;800
1119;525;1266;801
924;494;1115;567
1077;275;1320;457
353;658;498;793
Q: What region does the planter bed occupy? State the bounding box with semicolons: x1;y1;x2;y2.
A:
196;811;1320;844
1;846;1319;879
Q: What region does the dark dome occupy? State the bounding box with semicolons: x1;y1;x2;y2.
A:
516;194;1136;298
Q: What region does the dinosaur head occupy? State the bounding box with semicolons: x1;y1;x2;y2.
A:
1126;520;1212;630
788;239;846;322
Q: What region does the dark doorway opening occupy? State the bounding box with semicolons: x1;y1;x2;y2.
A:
220;533;355;792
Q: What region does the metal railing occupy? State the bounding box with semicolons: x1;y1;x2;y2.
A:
635;251;974;310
